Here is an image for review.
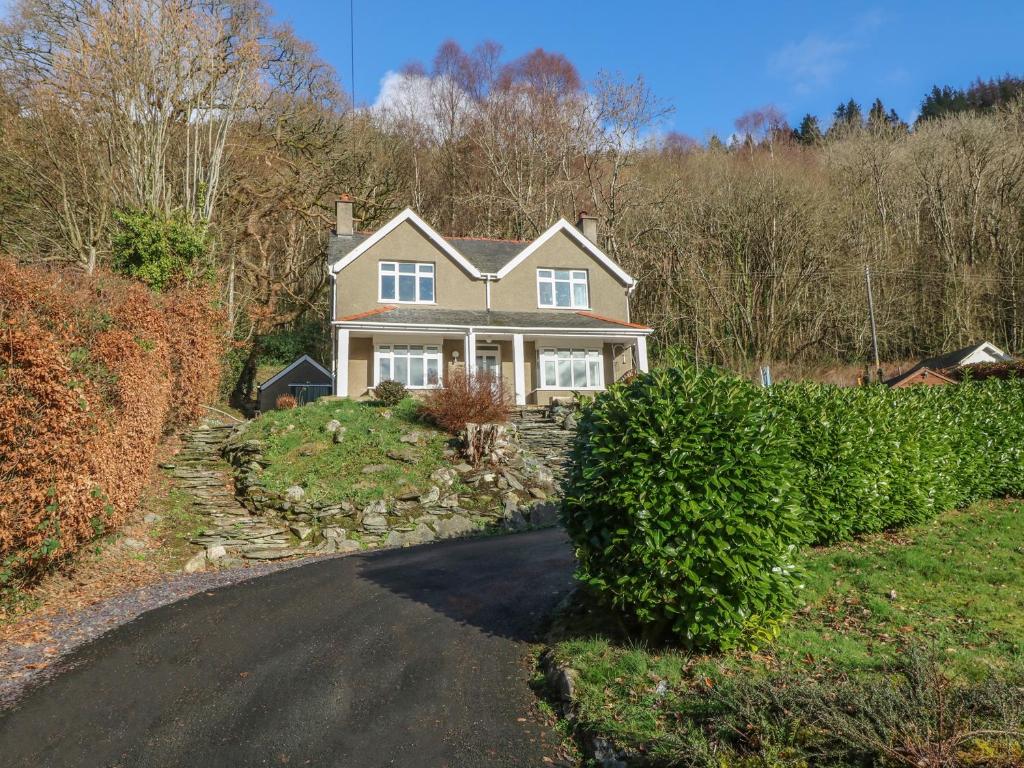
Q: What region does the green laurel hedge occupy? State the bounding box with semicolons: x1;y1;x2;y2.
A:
562;365;1024;649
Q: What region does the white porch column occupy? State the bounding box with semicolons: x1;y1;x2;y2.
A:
334;327;350;397
512;333;526;406
465;329;476;374
635;336;649;373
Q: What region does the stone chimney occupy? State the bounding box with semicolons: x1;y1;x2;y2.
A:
335;194;354;236
576;211;598;243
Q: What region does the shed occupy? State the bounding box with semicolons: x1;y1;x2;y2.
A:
257;355;333;412
885;366;957;388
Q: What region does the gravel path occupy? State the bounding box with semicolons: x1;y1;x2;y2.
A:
0;554;341;710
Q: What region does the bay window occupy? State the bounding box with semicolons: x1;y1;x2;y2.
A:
537;269;589;308
379;261;435;303
538;348;604;389
375;344;442;388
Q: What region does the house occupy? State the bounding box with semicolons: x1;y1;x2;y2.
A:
885;341;1012;387
257;355;333;411
327;197;651;405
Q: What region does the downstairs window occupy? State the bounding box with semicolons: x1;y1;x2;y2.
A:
538;348;604;389
375;344;442;388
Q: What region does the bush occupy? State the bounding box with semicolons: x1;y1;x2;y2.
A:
373;379;408;406
275;393;297;410
420;368;511;433
563;366;806;649
111;208;210;291
563;364;1024;649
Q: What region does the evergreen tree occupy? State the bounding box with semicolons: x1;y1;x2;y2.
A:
793;113;823;145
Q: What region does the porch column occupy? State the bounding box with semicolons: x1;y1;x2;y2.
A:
465;329;476;375
635;336;649;373
334;327;350;397
512;333;526;406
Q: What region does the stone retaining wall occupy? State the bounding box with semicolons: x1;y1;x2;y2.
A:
221;423;564;553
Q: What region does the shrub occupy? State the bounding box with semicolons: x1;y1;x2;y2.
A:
111;208;210;291
420;368;511;433
563;366;806;649
275;393;297;410
373;379;408;406
563;364;1024;649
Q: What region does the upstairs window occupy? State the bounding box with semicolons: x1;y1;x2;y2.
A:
379;261;434;303
537;269;588;309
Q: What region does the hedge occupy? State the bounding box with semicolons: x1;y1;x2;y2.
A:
0;261;223;590
562;365;1024;649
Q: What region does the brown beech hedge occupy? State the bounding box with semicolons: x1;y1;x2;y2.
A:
0;260;222;589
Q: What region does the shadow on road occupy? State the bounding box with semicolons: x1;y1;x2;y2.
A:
355;527;575;642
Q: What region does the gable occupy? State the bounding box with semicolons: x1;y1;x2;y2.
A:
488;227;630;317
329;208;481;278
494;219;635;286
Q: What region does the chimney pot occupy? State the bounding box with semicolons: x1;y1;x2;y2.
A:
335;195;354;236
576;211;598;243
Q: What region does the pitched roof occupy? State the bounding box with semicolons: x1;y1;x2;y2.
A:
334;306;651;332
916;341;1011;372
257;355;332;389
326;211;634;285
328;231;523;275
885;366;957;388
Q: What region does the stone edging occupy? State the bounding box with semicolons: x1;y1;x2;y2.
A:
538;649;652;768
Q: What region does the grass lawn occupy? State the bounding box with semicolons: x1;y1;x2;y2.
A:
548;501;1024;766
241;397;457;505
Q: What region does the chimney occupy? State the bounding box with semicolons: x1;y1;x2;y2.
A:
335;194;354;236
576;211;598;243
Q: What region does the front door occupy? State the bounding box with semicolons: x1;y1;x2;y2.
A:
475;344;501;379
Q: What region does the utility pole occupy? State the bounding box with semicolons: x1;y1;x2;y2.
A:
865;265;882;382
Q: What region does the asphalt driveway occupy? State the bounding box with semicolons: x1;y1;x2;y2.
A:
0;528;575;767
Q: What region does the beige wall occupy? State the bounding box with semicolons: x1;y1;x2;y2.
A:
348;336;373;399
489;229;629;318
335;220;485;317
335;221;632;322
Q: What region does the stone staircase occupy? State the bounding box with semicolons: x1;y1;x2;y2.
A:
162;421;308;566
510;407;577;480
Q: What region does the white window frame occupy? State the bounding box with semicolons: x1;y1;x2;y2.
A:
378;261;436;304
536;268;590;309
374;344;443;389
537;347;605;390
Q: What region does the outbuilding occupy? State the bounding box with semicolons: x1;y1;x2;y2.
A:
257;355;333;412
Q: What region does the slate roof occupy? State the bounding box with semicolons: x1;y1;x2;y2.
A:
336;306;650;331
327;233;525;275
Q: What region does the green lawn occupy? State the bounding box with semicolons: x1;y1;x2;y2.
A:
549;501;1024;766
241;398;457;505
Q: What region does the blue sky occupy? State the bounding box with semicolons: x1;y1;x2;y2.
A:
277;1;1023;138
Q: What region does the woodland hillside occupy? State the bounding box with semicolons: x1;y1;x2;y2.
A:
0;1;1022;396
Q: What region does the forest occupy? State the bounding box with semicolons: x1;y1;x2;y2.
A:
1;0;1023;396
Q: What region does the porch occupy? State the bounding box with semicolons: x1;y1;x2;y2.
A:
333;325;649;406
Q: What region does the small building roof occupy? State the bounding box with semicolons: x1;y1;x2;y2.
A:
257;355;332;390
916;341;1011;372
885;366;957;388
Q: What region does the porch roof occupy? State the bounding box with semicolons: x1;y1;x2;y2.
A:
334;306;651;333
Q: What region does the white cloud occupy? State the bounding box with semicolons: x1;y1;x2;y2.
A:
372;70;477;143
770;34;855;94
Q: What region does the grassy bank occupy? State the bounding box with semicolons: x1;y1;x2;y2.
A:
547;501;1024;766
240;398;457;505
